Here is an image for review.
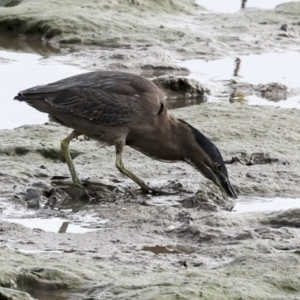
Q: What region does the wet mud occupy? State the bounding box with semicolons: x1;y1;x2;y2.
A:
2;103;300;299
1;1;300;299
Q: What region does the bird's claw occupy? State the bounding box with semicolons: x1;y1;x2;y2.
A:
51;180;84;190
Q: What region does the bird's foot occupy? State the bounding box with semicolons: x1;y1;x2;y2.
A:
51;177;83;189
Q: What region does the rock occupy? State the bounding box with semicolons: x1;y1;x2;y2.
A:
153;76;209;96
280;23;288;31
153;76;209;108
24;188;41;209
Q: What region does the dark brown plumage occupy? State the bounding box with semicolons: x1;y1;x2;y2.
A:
14;71;237;198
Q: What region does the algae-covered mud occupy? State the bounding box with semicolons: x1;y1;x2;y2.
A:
0;0;300;58
1;1;300;299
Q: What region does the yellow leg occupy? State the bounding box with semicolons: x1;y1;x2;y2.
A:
115;142;162;194
61;130;81;184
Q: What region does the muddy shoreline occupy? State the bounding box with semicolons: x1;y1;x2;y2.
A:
1;1;300;299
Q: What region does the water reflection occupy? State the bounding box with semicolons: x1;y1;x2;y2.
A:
166;96;206;109
241;0;247;9
229;57;289;104
178;52;300;108
230;57;247;104
58;221;69;233
0;33;62;56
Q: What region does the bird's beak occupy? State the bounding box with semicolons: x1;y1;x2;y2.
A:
214;172;238;199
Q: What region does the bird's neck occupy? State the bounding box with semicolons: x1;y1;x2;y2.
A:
168;116;217;166
150;115;200;161
128;114;204;162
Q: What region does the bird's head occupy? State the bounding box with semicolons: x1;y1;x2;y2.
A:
181;121;237;199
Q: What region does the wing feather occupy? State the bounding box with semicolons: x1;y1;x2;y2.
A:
46;87;141;126
18;71;163;97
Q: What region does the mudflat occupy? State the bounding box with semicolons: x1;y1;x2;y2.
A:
1;1;300;299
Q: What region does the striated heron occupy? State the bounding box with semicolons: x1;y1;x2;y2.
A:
14;71;237;198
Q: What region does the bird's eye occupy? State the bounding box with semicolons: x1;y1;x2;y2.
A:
214;163;222;171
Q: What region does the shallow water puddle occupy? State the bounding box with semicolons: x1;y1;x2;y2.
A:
0;50;87;129
196;0;293;13
145;194;183;206
177;52;300;108
142;245;181;254
142;245;196;254
29;291;72;300
234;196;300;213
17;249;63;254
2;217;104;233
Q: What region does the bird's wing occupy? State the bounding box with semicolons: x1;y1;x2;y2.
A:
46;87;152;126
17;71;164;98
